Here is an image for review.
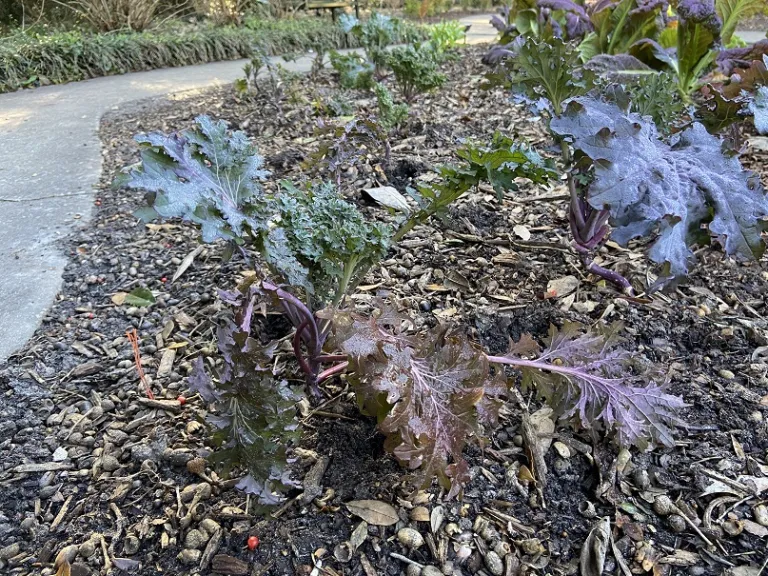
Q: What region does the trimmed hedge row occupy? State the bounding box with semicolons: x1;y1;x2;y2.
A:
0;17;424;93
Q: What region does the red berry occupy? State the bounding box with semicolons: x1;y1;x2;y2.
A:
247;535;259;550
161;277;168;283
177;395;186;406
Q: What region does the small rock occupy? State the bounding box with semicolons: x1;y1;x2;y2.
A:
70;563;91;576
406;565;420;576
553;441;571;458
397;527;424;549
177;549;201;565
719;369;735;380
0;543;20;560
199;518;220;537
633;469;650;490
20;517;37;534
484;551;503;576
101;455;120;472
78;539;97;559
753;504;768;527
165;449;192;467
122;535;140;556
422;566;443;576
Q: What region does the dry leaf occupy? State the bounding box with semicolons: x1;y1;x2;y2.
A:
430;505;445;534
545;275;580;299
349;521;368;551
410;506;430;522
580;517;610;576
111;292;127;305
362;186;410;212
172;245;204;283
345;500;399;526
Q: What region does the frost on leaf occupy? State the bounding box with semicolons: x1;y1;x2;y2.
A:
503;322;685;449
122;115;271;243
550;96;768;279
328;310;507;498
189;283;302;505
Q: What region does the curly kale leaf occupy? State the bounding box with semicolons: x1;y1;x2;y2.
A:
751;86;768;134
328;311;507;498
499;322;686;449
122;115;271;243
189;287;302;506
551;96;768;279
501;36;595;115
276;181;392;302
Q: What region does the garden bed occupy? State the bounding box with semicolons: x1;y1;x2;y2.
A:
1;46;768;576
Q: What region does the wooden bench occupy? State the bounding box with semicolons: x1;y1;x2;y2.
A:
306;0;359;20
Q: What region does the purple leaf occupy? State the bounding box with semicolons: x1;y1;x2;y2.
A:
491;322;686;449
329;310;506;498
550;96;768;278
717;39;768;75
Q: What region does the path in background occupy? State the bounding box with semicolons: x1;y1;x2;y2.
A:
0;14;495;362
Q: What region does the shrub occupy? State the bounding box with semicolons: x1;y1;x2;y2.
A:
0;17;364;93
56;0;162;32
387;43;447;102
426;20;466;53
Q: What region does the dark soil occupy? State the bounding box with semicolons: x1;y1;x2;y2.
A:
2;46;768;576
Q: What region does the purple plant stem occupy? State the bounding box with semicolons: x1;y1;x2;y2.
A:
317;362;350;384
582;257;634;294
318;354;348;363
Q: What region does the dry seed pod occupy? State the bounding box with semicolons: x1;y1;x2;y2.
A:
184;529;207;549
398;528;425;549
473;516;489;534
579;501;597;518
668;515;686;533
518;538;545;556
653;495;674;516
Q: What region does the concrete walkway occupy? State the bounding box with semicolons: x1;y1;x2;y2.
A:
0;15;495;362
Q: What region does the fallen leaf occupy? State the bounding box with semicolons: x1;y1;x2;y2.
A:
172;245;204;283
545;275;580;299
349;521;368;551
580;517;610;576
363;186;410;212
742;519;768;537
111;292;127;305
410;506;430;522
430;505;445;534
124;287;155;307
345;500;399;526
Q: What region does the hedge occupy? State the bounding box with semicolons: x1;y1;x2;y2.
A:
0;17;424;93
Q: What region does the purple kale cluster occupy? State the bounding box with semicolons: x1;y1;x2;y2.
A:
677;0;722;38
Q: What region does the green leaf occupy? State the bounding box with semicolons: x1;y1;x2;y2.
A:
716;0;764;45
124;287;156;307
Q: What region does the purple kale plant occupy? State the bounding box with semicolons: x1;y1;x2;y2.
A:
189;283;302;505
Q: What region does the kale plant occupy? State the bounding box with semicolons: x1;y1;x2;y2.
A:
340;13;401;77
188;287;302;505
373;82;410;132
120;115;271;244
491;36;768;291
426;20;467;54
551;95;768;283
387;43;447;103
328;51;375;90
305;116;391;185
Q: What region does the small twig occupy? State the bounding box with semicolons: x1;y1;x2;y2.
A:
126;329;154;399
390;552;424;569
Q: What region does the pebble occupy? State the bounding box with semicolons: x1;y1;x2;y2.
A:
123;535;140;556
165;449;193;467
484;551;503;576
753;504;768;526
20;517;37;534
101;455;120;472
177;549;201;565
422;566;443;576
78;540;97;558
718;369;735;380
0;543;19;560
